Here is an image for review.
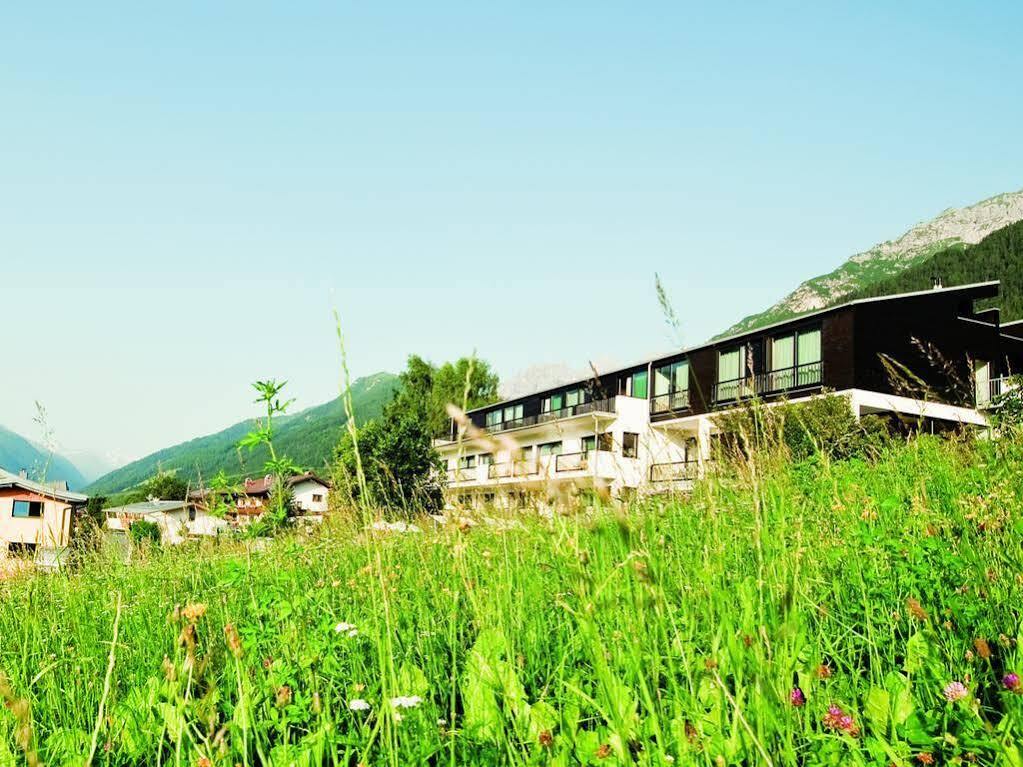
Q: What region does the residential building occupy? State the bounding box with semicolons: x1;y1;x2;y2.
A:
0;468;88;562
104;499;228;544
437;281;1023;505
190;472;331;523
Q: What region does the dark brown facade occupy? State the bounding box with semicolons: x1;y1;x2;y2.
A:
453;281;1023;437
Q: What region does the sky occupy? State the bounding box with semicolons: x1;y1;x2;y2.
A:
2;2;1022;472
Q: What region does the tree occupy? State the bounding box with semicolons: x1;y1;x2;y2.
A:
334;354;498;516
124;472;188;504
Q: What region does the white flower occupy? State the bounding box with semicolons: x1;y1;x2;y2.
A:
390;695;423;709
348;698;371;711
334;622;359;637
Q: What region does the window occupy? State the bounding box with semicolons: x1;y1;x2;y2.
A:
539;441;563;457
518;445;533;461
312;494;324;503
718;347;743;382
768;327;821;389
622;432;639;459
458;455;477;470
565;389;583;408
598;432;613;451
797;328;821;365
771;335;795;370
542;392;564;413
503;404;524;424
478;453;493;466
12;500;42;519
654;360;689;395
622;370;648;399
582;435;596;454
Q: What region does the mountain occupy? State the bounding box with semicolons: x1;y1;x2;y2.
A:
87;372;399;496
717;190;1023;338
0;425;89;490
834;219;1023;320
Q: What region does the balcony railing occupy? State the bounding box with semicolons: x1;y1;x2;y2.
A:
488;460;539;479
649;461;699;482
713;361;823;403
446;468;474;482
977;376;1015;409
650;390;691;415
554;452;589;472
482;397;616;434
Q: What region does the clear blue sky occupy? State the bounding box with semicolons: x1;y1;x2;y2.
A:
2;2;1022;468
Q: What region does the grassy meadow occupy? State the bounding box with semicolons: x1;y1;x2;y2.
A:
0;436;1022;765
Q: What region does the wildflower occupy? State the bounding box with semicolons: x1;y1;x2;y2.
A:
906;598;929;622
276;686;292;707
917;753;935;765
390;695;423;709
973;638;992;659
334;622;359;638
822;704;859;736
816;664;833;680
943;681;969;703
1002;673;1021;693
348;698;371;712
538;730;553;748
224;624;243;659
790;687;806;707
181;603;207;623
595;743;612;759
197;758;212;767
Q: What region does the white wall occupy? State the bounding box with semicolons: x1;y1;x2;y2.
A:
291;480;330;513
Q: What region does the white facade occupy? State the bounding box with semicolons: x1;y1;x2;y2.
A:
290;479;330;514
105;500;228;545
436;388;995;507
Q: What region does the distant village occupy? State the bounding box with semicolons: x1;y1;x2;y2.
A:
0;468;330;568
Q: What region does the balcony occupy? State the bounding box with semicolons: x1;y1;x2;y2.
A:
487;460;539;479
482;397;617;434
649;461;699;483
713;361;823;404
977;377;1016;409
650;390;691;416
554;452;589;472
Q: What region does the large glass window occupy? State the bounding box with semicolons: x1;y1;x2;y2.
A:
797;328;822;365
565;389;582;408
458;455;477;470
502;404;524;423
771;335;794;370
718;347;742;382
485;410;501;428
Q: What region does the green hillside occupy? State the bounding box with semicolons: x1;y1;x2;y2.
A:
87;372;399;496
0;425;88;490
834;219;1023;319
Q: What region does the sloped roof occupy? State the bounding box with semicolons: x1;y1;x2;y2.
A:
0;468;88;503
103;499;189;516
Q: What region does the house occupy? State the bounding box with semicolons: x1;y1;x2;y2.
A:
104;499;228;545
438;281;1023;505
191;472;331;523
0;468;88;563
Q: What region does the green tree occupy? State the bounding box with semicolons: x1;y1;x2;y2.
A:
124;472;188;504
334;354;498;515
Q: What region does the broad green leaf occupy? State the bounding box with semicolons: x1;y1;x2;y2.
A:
864;686;889;735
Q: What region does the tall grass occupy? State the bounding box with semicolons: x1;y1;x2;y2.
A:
0;435;1020;765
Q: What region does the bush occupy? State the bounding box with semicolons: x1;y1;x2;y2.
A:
128;519;162;547
714;392;891;461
